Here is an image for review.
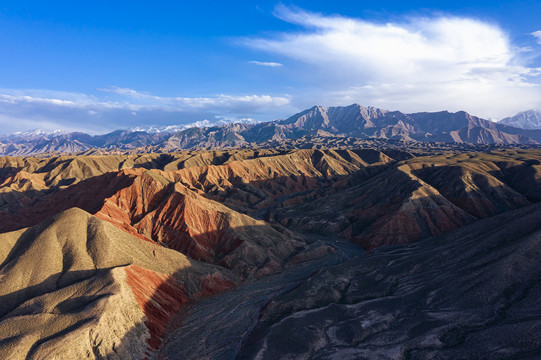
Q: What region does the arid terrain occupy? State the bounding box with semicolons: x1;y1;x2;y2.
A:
4;0;541;358
1;145;541;359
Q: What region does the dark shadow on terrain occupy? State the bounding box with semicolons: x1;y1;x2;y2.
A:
121;265;237;359
133;153;177;170
131;149;289;171
411;164;534;218
116;201;541;359
267;165;477;250
34;157;75;173
233;202;541;359
0;188;55;214
489;160;541;202
0;166;23;183
110;221;361;360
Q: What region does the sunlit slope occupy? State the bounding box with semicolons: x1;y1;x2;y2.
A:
0;208;235;359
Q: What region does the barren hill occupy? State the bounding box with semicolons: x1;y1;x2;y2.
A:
1;147;541;358
0;208;236;359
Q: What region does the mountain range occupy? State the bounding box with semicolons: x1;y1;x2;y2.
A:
2;104;541;156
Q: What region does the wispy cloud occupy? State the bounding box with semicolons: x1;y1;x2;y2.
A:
97;86;289;109
533;30;541;45
249;60;283;67
242;5;541;118
0;88;293;134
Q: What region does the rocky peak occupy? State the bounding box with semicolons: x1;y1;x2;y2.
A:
500;109;541;129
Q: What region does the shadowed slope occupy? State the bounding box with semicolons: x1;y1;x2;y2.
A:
167;202;541;359
99;173;306;278
274;164;477;249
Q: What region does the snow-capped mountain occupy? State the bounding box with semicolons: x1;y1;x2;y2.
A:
128;124;199;134
499;110;541;130
129;118;259;134
1;129;68;141
2;105;541;156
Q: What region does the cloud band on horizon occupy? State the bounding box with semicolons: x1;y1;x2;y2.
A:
0;88;293;134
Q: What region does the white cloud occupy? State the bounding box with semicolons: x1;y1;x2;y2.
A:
249;60;283;67
0;88;293;134
533;31;541;45
243;6;541;118
97;86;290;110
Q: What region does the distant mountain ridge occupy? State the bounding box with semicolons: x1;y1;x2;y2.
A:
2;104;541;156
129;117;260;134
499;109;541;129
0;128;68;141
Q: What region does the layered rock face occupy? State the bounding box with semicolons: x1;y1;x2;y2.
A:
1;148;541;359
2;148;541;253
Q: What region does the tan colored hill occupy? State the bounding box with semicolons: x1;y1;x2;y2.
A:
0;208;236;359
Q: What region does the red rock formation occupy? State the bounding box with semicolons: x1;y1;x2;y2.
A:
125;265;189;351
125;265;235;353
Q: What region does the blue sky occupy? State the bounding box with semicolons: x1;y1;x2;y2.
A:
1;1;540;134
